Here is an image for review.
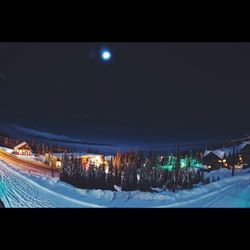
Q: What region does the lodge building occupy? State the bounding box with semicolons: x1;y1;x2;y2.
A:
202;140;250;171
45;152;112;169
238;141;250;165
202;150;226;170
13;142;33;156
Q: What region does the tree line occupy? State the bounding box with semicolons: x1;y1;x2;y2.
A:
60;150;209;192
0;134;68;155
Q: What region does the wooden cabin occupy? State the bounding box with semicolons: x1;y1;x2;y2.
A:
13;142;32;156
239;141;250;165
202;150;225;170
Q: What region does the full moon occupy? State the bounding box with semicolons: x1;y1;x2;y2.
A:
101;50;111;61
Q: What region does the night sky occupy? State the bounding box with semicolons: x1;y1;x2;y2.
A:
0;42;250;149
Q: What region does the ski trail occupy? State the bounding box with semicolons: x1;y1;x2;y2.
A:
0;164;52;207
155;175;250;208
202;181;245;207
204;175;250;207
0;161;104;208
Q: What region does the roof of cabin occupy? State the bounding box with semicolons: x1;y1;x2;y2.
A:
204;140;250;159
239;141;250;151
203;149;225;159
14;141;32;151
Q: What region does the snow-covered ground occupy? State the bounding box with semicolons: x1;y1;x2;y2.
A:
206;167;246;180
15;155;37;161
15;155;48;164
0;161;104;208
0;146;13;154
0;160;250;208
0;145;46;163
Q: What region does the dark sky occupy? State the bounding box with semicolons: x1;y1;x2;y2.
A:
0;42;250;148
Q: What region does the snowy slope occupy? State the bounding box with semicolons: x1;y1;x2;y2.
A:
0;161;104;208
1;160;250;208
0;146;13;154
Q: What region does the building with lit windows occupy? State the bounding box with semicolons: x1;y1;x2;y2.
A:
202;150;225;170
13;142;33;156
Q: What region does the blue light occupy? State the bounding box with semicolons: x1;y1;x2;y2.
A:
101;50;111;61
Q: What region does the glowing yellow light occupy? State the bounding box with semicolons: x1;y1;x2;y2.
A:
223;159;226;163
56;161;62;168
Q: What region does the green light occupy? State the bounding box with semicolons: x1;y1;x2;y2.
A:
161;155;203;170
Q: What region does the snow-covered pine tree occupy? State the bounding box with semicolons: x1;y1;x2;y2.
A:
87;163;96;189
106;161;115;190
137;166;151;192
155;168;163;188
73;156;84;188
114;152;122;168
60;153;70;183
175;144;181;183
114;165;120;186
121;165;130;191
227;152;231;167
231;147;237;176
137;151;145;169
131;164;138;190
95;163;106;189
80;163;87;188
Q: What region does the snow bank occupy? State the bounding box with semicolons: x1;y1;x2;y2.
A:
205;168;248;180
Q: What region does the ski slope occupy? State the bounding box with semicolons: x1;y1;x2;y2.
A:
1;160;250;208
0;161;104;208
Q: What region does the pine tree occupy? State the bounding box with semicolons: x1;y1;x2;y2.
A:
131;164;138;190
175;144;181;179
106;161;114;190
114;165;120;186
121;165;130;191
226;152;231;168
138;151;145;169
73;156;84;188
87;163;96;189
232;146;237;176
138;166;151;192
95;164;106;189
60;154;71;183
